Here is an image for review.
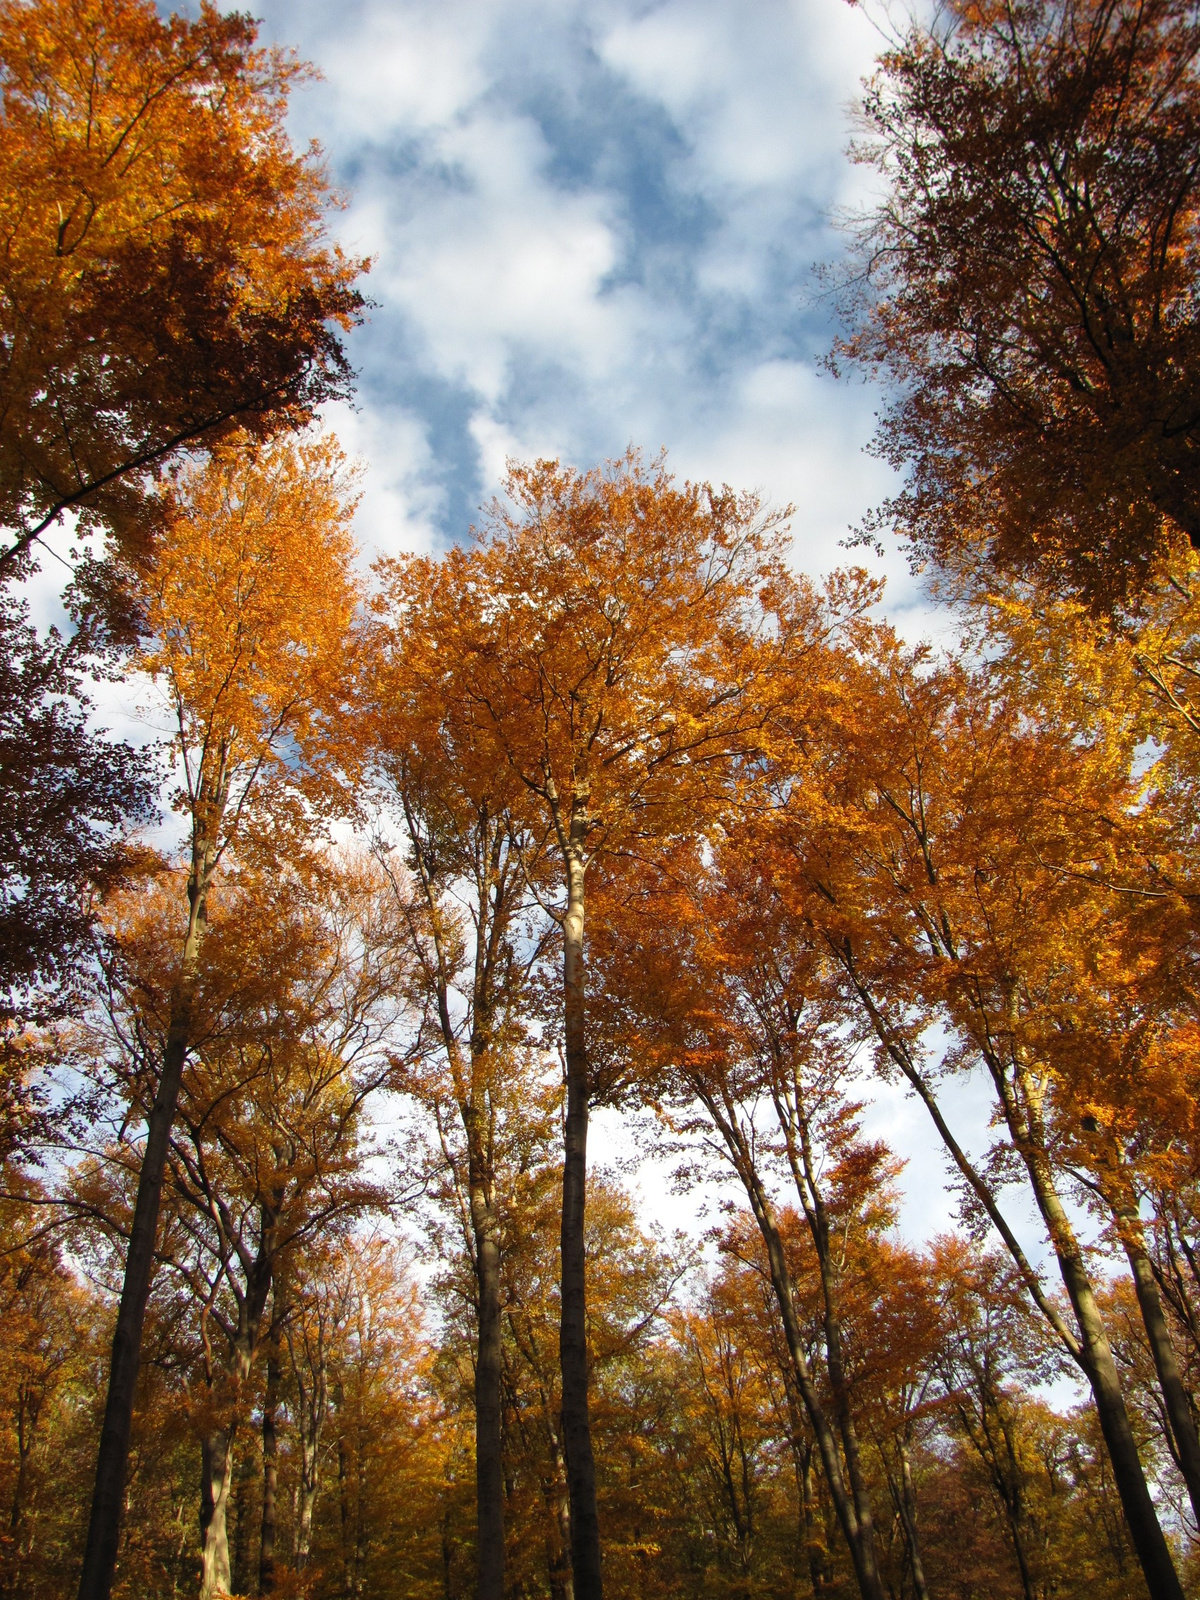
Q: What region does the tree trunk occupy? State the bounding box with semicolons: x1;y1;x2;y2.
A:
896;1437;930;1600
801;1154;883;1599
2;1392;35;1600
199;1428;236;1600
471;1171;505;1600
259;1345;280;1595
795;1443;828;1600
78;870;211;1600
547;1439;575;1600
1000;1058;1186;1600
405;798;516;1600
77;1001;192;1600
293;1358;327;1570
557;815;602;1600
1117;1201;1200;1528
230;1445;254;1598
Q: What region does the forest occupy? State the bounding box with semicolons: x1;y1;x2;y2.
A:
4;0;1200;1598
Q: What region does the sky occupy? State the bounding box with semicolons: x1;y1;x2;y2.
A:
231;0;926;613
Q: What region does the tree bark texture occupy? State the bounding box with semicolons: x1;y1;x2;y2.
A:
199;1429;236;1600
76;1003;192;1600
471;1174;505;1600
558;820;603;1600
260;1344;280;1595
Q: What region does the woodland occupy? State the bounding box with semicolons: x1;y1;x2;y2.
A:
4;1;1200;1599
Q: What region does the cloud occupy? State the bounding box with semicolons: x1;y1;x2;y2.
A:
242;0;917;599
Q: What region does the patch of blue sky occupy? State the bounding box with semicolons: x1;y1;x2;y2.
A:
217;0;919;611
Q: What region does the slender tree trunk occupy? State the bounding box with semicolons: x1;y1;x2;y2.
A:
199;1427;236;1600
804;1184;883;1598
471;1167;505;1600
1116;1201;1200;1528
547;1438;575;1600
260;1344;280;1595
293;1360;327;1570
2;1397;34;1600
1001;1058;1185;1600
78;873;211;1600
404;797;516;1600
796;1444;828;1600
77;1003;191;1600
557;811;602;1600
896;1438;930;1600
230;1445;254;1598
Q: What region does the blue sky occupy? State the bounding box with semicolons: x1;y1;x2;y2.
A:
234;0;924;615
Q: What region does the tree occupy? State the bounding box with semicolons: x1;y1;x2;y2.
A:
78;431;361;1600
0;592;151;1047
365;665;553;1600
0;0;365;577
80;850;415;1598
765;639;1188;1597
373;450;805;1600
0;1182;94;1600
841;0;1200;607
590;841;894;1600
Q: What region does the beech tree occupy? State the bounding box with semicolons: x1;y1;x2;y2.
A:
79;851;415;1598
841;0;1200;607
373;450;803;1600
591;842;895;1600
763;641;1188;1597
365;652;553;1600
77;432;361;1600
0;0;365;577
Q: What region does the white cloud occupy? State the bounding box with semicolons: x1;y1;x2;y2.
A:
246;0;899;569
320;400;445;561
374;113;628;401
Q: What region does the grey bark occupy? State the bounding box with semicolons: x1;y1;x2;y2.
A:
78;863;213;1600
556;793;602;1600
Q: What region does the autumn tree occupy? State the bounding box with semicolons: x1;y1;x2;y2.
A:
0;593;151;1050
840;0;1200;609
365;653;554;1600
373;450;805;1600
760;638;1191;1597
0;0;365;578
295;1237;450;1598
78;431;361;1600
588;829;898;1600
0;1182;95;1600
75;849;417;1598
